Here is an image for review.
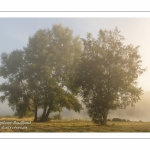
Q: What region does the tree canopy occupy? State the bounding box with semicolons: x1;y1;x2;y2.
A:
74;28;146;125
0;24;82;121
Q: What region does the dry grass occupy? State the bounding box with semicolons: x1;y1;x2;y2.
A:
0;117;150;132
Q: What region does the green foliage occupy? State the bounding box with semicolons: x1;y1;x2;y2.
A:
107;119;111;121
75;28;146;126
14;101;34;118
52;113;62;120
112;118;127;122
0;24;82;121
38;115;51;122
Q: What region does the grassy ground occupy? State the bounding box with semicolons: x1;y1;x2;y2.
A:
0;117;150;132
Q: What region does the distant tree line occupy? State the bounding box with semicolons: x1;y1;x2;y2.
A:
0;24;145;125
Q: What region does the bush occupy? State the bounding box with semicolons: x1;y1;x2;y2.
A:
112;118;127;122
37;116;51;122
107;119;112;121
52;113;62;120
3;115;14;118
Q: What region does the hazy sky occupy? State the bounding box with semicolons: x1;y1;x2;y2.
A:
0;18;150;91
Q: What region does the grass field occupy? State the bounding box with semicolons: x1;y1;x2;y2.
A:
0;117;150;132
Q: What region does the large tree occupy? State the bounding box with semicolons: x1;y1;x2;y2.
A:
75;28;146;125
0;50;33;118
0;24;82;121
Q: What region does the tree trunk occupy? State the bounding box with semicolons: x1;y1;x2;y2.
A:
33;105;38;122
101;110;108;126
40;104;47;122
45;107;51;118
44;107;51;121
102;114;107;126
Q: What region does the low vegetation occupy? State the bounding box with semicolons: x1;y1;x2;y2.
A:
0;117;150;132
52;113;62;120
112;118;130;122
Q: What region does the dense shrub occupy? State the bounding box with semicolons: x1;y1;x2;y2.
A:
112;118;127;122
107;119;112;121
52;113;62;120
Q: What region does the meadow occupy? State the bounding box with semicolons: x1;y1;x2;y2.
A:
0;117;150;132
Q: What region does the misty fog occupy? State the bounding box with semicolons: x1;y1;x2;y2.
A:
108;91;150;121
0;91;150;121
